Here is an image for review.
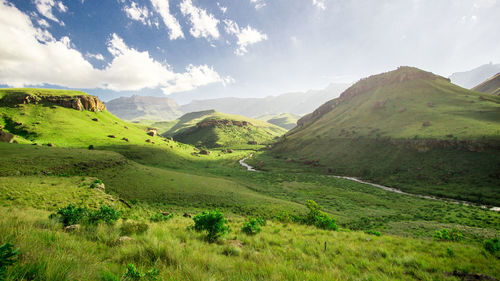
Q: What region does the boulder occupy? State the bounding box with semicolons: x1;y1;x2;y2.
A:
422;121;431;127
92;118;98;122
64;224;80;232
121;137;129;142
0;130;14;143
146;139;152;143
183;213;192;218
118;236;135;243
200;150;210;155
247;141;258;145
46;143;54;147
107;135;116;138
88;145;94;150
285;158;292;163
147;129;157;137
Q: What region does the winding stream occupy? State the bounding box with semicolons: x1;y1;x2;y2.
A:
238;155;500;212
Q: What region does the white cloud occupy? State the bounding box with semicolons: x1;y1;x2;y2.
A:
161;65;233;95
223;19;267;55
180;0;220;40
37;18;50;27
150;0;184;40
250;0;266;10
123;1;150;26
86;52;105;61
217;2;227;14
312;0;326;10
0;1;228;94
33;0;67;25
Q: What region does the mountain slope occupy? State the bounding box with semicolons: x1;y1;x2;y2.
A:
271;67;500;205
106;95;182;121
257;113;300;130
449;63;500;89
161;110;286;147
472;72;500;95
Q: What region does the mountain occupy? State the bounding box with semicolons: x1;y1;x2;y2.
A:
159;110;286;148
257;113;301;130
472;72;500;95
449;62;500;89
271;66;500;205
180;83;349;117
106;95;182;121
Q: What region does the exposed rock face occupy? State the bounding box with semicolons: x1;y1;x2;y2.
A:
196;119;251;128
0;93;106;112
0;130;14;143
147;129;157;137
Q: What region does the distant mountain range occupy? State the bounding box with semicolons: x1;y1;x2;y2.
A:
449;62;500;89
106;95;182;121
106;83;349;121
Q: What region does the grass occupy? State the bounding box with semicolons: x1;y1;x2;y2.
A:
256;113;300;130
1;207;499;281
0;88;89;98
1;87;500;280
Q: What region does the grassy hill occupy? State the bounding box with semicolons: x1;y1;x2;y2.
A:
159;110;286;148
268;67;500;205
257;113;300;130
473;72;500;96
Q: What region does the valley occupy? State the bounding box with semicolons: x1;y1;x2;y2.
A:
0;69;499;280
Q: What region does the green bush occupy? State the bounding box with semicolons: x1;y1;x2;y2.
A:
120;221;149;236
87;205;121;225
122;263;159;281
51;204;120;226
365;230;382;236
0;243;19;279
484;238;500;254
303;200;338;231
241;217;265;235
52;204;88;226
433;228;463;242
193;210;230;242
150;213;174;222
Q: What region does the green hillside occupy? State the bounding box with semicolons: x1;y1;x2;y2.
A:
472;72;500;96
160;110;286;148
257;113;300;130
269;67;500;205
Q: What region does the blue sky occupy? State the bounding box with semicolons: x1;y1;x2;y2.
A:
1;0;500;103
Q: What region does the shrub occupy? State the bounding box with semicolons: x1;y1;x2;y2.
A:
241;217;265;235
484;238;500;254
122;263;159;281
193;210;230;242
433;228;463;242
365;230;382;236
150;213;174;222
53;204;88;226
120;221;149;236
87;205;121;225
90;179;104;189
304;200;338;231
0;243;19;279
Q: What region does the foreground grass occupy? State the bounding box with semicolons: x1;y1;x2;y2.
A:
1;207;499;281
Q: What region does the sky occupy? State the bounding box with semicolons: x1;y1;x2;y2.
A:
1;0;499;103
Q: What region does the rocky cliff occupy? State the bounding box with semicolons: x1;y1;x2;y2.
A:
0;92;106;112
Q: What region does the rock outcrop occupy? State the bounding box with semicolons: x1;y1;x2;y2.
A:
196;119;251;128
0;92;106;112
0;130;14;143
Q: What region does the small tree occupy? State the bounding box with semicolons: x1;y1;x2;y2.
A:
484;238;500;254
87;205;121;225
0;243;19;279
53;204;88;226
193;210;230;242
241;217;265;235
304;200;338;231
